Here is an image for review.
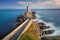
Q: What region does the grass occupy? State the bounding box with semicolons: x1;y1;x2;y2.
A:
18;22;41;40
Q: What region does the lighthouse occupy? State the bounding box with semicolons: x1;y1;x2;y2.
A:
25;6;33;19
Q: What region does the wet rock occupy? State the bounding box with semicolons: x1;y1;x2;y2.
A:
40;26;50;30
41;36;60;40
41;37;47;40
37;22;51;30
46;26;50;29
37;22;46;30
42;30;55;35
32;12;37;19
32;12;37;14
38;22;45;26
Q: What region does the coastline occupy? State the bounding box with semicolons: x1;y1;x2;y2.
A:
0;6;60;38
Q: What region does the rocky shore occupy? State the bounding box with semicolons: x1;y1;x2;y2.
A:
37;22;55;34
17;11;55;39
16;6;56;40
41;36;60;40
17;12;37;26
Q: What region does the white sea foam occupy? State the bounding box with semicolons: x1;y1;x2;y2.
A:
34;13;60;36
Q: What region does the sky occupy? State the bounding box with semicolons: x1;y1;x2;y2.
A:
0;0;60;9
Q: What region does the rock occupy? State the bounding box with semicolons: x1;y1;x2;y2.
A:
17;15;27;26
38;22;45;26
17;15;27;22
46;26;50;29
41;36;60;40
40;26;50;30
32;12;37;14
37;22;46;30
42;30;55;35
41;37;47;40
32;12;37;19
37;22;51;30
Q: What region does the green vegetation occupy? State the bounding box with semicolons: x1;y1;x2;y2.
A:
18;22;41;40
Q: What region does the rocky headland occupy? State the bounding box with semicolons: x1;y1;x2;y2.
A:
17;10;56;40
16;6;56;40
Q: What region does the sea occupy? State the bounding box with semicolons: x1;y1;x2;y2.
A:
0;9;60;39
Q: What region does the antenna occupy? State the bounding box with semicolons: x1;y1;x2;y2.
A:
27;0;29;6
26;0;29;12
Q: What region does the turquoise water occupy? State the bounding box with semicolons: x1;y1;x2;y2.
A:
0;9;25;39
0;9;60;39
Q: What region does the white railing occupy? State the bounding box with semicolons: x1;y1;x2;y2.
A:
2;19;29;40
17;19;33;40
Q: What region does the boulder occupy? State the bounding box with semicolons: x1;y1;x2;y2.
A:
42;30;55;35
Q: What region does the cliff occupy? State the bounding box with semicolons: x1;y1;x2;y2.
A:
17;11;55;40
16;6;56;40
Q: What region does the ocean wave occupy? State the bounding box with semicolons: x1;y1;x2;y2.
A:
34;13;60;36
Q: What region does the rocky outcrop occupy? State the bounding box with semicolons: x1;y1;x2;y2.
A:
37;22;50;30
37;22;55;36
17;11;37;26
42;30;55;35
31;12;37;19
17;9;55;39
17;15;27;26
41;36;60;40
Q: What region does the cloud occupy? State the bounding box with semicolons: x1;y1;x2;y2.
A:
18;1;28;5
18;1;37;8
18;1;35;5
18;1;27;4
53;0;60;6
40;1;52;5
17;0;60;9
38;0;60;6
